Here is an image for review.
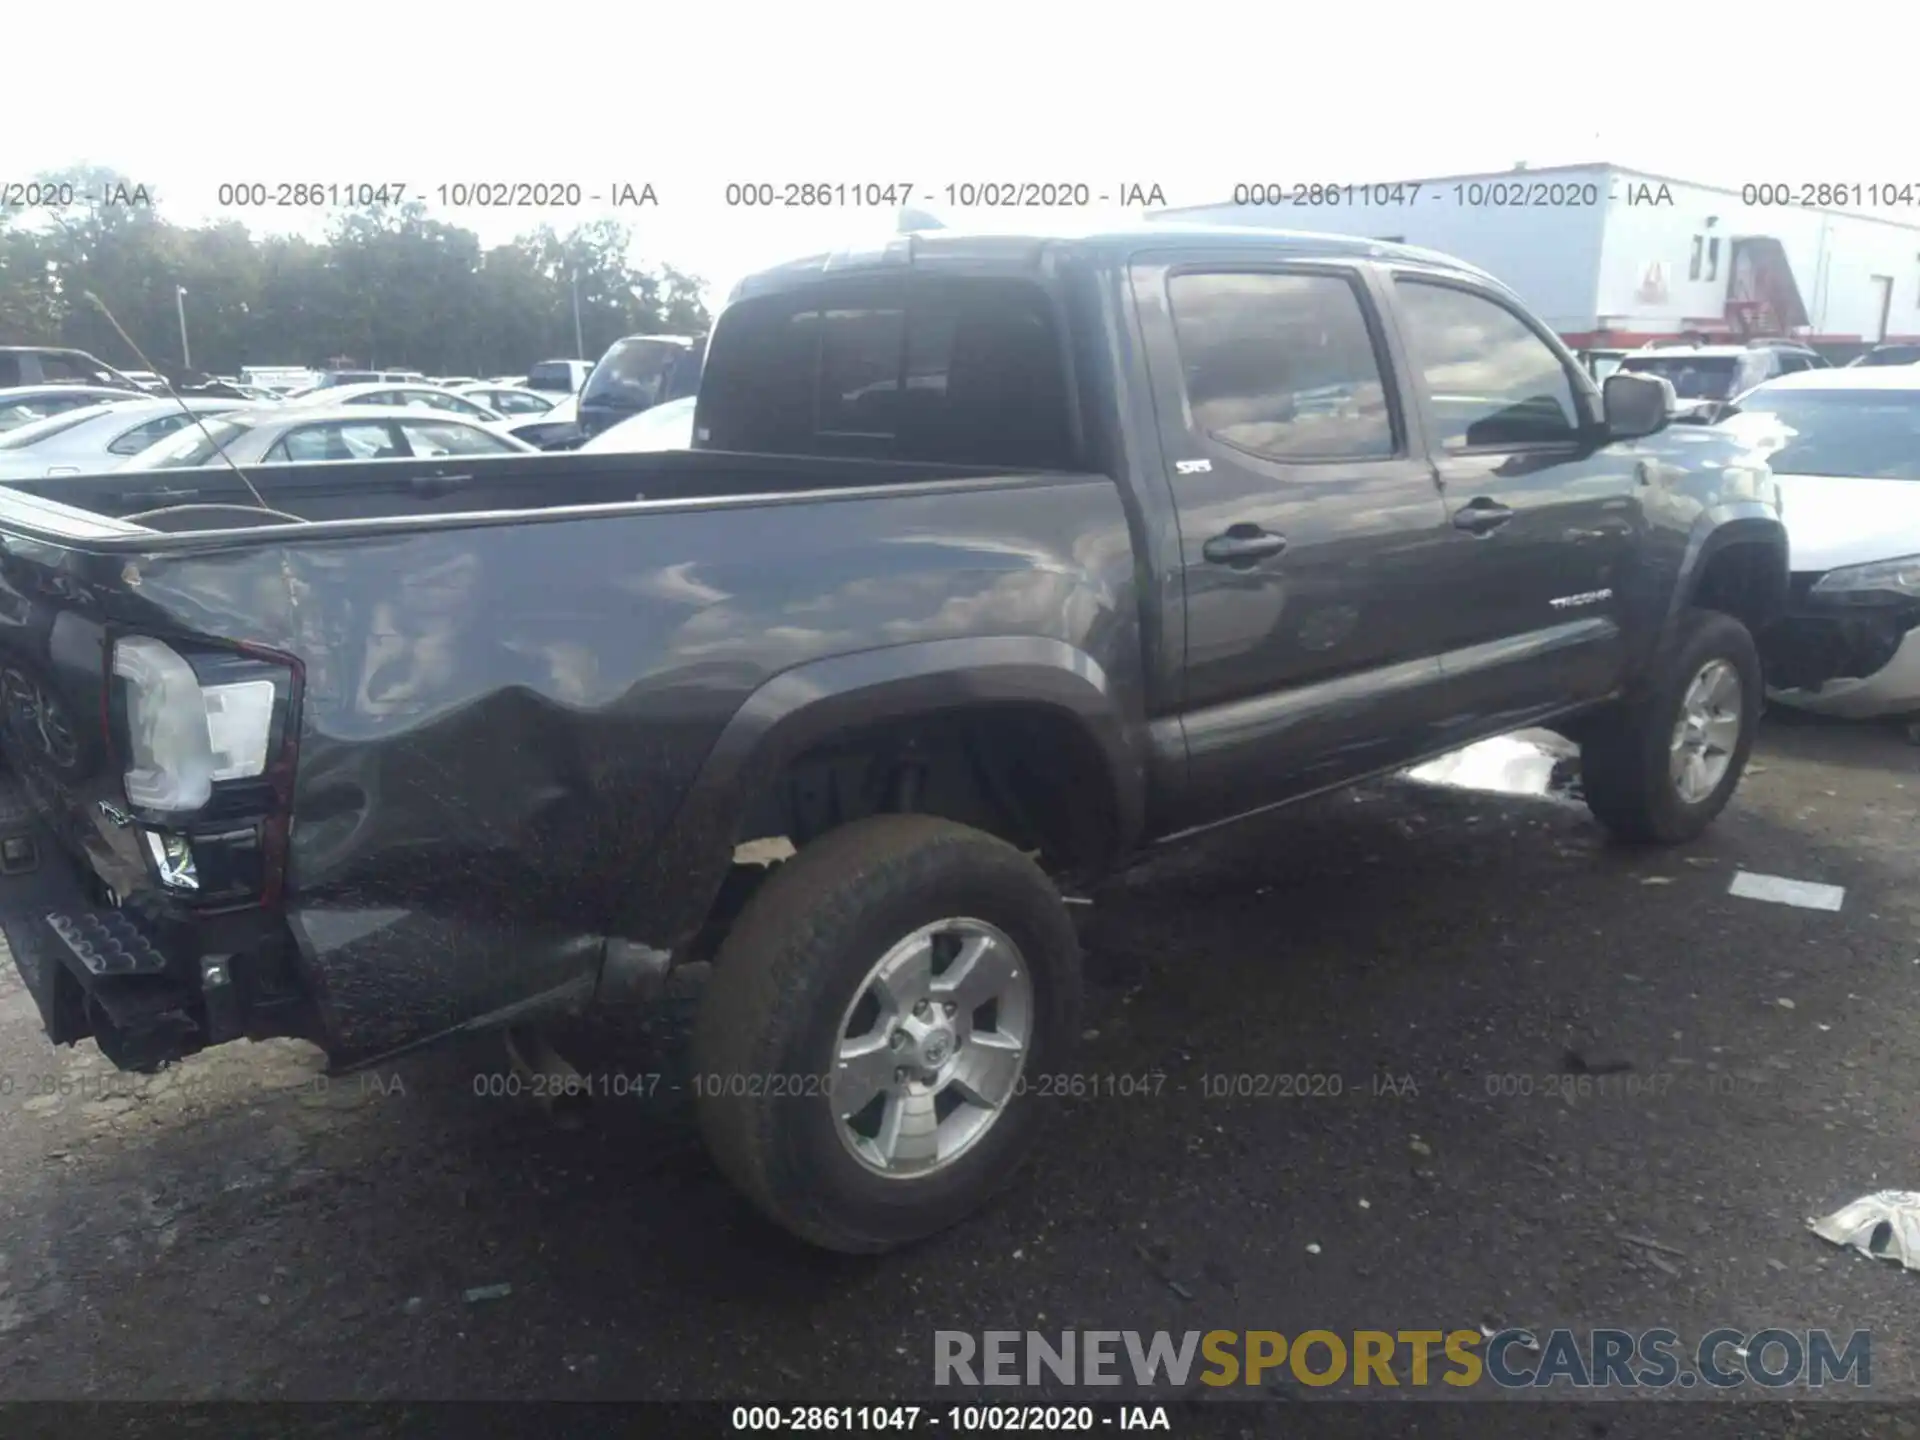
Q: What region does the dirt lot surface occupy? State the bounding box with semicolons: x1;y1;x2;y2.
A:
1;714;1916;1429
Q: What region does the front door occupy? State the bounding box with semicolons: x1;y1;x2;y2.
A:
1382;272;1640;718
1132;259;1455;826
1871;277;1894;344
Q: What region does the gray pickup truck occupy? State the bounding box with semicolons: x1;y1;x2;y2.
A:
0;224;1785;1252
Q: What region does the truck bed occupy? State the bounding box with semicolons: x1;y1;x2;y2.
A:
0;450;1065;532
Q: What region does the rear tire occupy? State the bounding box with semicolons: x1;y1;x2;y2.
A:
693;814;1081;1253
1582;608;1761;844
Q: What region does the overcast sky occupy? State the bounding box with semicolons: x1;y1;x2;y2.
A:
9;0;1913;305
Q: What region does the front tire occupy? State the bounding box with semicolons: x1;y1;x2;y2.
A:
693;814;1082;1253
1581;608;1762;844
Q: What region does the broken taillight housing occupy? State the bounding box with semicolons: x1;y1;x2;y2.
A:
109;637;289;815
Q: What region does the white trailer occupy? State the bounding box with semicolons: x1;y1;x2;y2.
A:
240;366;320;392
1156;164;1920;354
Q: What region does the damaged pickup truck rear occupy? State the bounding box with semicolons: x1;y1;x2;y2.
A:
0;225;1788;1252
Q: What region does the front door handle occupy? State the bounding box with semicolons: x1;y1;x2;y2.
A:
1453;497;1514;535
1203;525;1288;567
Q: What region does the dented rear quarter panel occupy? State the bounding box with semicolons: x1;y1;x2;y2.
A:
0;475;1143;1064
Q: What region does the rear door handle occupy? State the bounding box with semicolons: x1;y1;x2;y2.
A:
1202;526;1288;567
1453;497;1514;535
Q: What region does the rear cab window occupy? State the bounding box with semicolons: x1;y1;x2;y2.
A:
699;276;1076;469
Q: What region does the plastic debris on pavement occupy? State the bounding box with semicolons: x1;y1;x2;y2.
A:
1809;1192;1920;1270
1728;871;1845;912
1403;731;1580;799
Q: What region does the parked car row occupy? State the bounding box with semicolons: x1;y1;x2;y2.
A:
0;347;702;475
0;328;708;461
0;397;251;479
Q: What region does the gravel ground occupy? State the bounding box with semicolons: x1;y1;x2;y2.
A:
0;712;1916;1421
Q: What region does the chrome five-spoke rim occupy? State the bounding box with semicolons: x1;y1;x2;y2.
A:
1670;658;1742;804
831;917;1033;1179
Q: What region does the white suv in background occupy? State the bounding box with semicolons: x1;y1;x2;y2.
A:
1616;339;1828;419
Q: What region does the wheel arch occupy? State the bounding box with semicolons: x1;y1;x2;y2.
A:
1670;510;1790;636
620;636;1147;955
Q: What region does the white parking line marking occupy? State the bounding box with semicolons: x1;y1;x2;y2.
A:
1728;870;1846;912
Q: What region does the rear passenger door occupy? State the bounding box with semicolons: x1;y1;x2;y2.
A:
1385;273;1639;714
1133;259;1457;824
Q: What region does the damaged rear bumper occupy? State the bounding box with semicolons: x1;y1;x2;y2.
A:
0;775;318;1072
0;769;675;1075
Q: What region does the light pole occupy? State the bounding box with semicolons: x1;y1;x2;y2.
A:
571;271;585;360
175;285;191;370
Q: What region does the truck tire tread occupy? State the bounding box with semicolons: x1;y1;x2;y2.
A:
692;814;1081;1253
1581;607;1761;844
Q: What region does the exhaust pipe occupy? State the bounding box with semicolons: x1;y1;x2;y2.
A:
503;1024;590;1130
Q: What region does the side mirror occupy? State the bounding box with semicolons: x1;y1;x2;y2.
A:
1602;372;1674;440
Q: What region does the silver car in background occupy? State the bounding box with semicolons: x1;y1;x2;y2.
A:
120;405;540;469
0;397;249;478
281;382;507;423
455;384;558;416
0;385;146;433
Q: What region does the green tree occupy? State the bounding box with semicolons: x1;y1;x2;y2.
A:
0;166;710;377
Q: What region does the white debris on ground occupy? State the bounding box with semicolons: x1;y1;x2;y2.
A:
1810;1192;1920;1270
1728;871;1847;912
1403;730;1579;798
732;837;797;866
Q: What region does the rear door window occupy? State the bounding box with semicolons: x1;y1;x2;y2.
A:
1167;270;1397;461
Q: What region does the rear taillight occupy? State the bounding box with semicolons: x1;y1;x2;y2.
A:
109;637;285;814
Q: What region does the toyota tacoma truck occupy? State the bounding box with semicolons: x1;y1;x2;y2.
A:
0;224;1786;1253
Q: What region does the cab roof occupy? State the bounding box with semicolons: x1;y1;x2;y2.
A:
729;222;1506;303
